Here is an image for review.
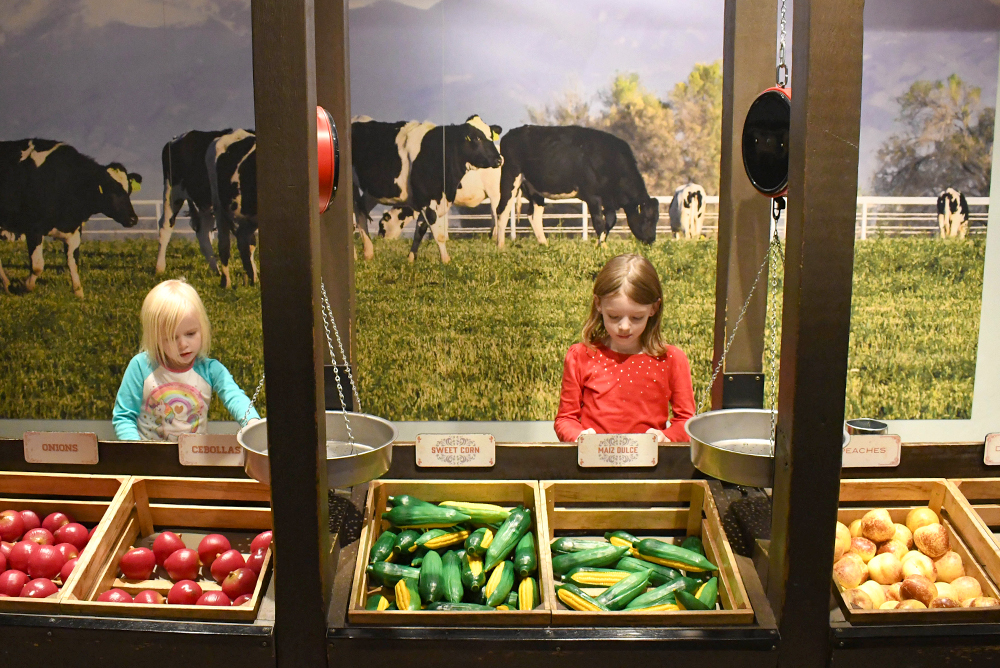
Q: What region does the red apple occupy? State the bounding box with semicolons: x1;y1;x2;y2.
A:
19;510;41;532
164;548;200;581
221;567;257;600
133;589;165;605
196;590;231;606
20;578;58;598
120;547;156;580
28;544;65;580
197;534;231;567
9;540;38;572
54;523;89;551
233;594;252;605
167;580;202;605
0;551;5;574
0;510;25;542
246;547;267;576
54;543;80;562
97;588;133;603
250;531;272;553
41;512;73;534
23;528;54;546
0;570;29;597
0;541;13;559
153;531;186;567
88;525;98;541
210;549;245;583
59;557;79;583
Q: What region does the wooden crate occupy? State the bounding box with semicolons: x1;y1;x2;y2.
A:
539;479;753;626
0;472;129;613
61;476;272;621
348;479;551;625
835;478;1000;624
945;478;1000;589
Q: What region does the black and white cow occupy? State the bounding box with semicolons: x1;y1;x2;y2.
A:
155;129;232;275
207;130;257;287
494;125;658;245
352;115;502;263
669;184;706;239
937;188;970;239
0;139;141;297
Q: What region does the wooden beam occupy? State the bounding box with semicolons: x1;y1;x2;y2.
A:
766;1;865;666
713;0;780;409
251;1;331;666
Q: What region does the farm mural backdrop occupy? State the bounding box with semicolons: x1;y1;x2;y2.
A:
0;0;995;427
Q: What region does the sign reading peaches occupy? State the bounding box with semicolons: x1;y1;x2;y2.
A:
416;434;495;468
578;433;657;468
842;434;901;468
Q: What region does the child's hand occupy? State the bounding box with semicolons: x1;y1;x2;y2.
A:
576;428;596;442
646;428;669;443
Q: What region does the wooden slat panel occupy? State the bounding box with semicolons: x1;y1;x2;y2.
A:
131;479;155;537
0;498;110;523
949;478;1000;501
972;505;1000;527
839;478;940;503
148;505;272;531
944;480;1000;596
687;482;706;538
550;508;688;532
545;480;693;504
139;476;271;503
0;472;126;498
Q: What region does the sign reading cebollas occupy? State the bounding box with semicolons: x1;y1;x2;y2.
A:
416;434;495;468
178;434;245;467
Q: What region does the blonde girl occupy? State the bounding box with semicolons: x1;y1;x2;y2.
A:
113;279;259;441
554;254;695;443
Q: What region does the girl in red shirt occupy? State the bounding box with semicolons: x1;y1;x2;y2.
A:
555;253;695;443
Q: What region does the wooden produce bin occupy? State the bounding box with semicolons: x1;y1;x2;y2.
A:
0;472;129;613
946;478;1000;577
62;476;272;621
348;479;551;625
539;479;753;626
835;478;1000;624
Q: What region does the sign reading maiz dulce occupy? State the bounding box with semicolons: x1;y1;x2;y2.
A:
416;434;495;467
578;433;658;468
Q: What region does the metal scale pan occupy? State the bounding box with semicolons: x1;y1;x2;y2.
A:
238;411;397;488
686;409;849;487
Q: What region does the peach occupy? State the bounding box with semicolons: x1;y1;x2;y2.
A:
951;576;983;602
892;523;913;549
901;552;936;581
905;507;939;535
842;588;873;610
833;555;867;590
897;599;927;609
913;523;950;559
867;553;903;585
879;600;900;610
875;540;908;562
929;597;960;608
858;580;886;608
886;582;903;601
900;574;936;606
969;597;1000;608
935;582;958;600
849;537;877;563
849;519;863;538
932;551;964;583
861;509;896;543
835;522;852;561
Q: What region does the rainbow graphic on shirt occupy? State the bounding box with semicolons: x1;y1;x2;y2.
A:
140;382;208;440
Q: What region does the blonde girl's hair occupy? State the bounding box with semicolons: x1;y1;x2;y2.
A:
140;279;211;367
582;253;666;356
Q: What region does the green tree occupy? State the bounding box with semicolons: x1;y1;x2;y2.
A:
670;62;723;193
872;74;994;196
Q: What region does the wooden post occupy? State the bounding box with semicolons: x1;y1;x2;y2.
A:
767;1;864;666
251;1;331;666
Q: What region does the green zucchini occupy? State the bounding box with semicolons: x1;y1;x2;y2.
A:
410;546;427;567
395;577;422;610
438;501;511;525
484;561;515;607
460;552;486;593
604;531;639;548
418;550;444;602
595;569;652;610
680;535;705;556
366;562;420;586
506;590;519;608
676;589;710;611
695;576;719;608
465;527;494;558
392;529;422;557
365;594;391;610
518;577;539;610
514;532;537;577
551;544;629;576
388;494;433;508
484;506;532;571
634;538;717;572
441;550;464;603
550;537;609;554
414;528;448;547
383;504;471;529
624;578;686;610
369;529;398;564
425;602;495;611
616;556;682;585
555;583;609;611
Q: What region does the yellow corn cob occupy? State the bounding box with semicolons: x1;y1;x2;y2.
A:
695;582;708;598
608;536;632;548
518;577;537;610
423;529;471;550
439;501;509;518
480;529;494;549
484;562;508;599
496;604;510;610
557;587;603;612
377;597;391;611
634;603;679;612
384;552;396;563
469;555;483;577
629;547;708;572
569;570;631;587
395;578;413;609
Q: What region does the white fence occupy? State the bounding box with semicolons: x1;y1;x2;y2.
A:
77;196;989;241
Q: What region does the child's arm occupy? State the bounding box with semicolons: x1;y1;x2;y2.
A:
207;360;260;426
662;347;695;443
554;347;586;442
112;355;146;440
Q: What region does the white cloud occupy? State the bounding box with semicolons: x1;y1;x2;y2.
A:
350;0;442;9
444;73;473;85
0;0;61;36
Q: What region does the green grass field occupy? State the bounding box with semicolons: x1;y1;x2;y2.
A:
0;235;985;422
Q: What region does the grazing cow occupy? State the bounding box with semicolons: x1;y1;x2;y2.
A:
155;129;232;275
207;130;257;287
493;126;658;246
380;166;502;240
0;139;141;297
352;115;502;263
669;184;706;239
937;188;969;239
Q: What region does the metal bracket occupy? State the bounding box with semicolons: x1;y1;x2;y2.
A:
722;372;765;409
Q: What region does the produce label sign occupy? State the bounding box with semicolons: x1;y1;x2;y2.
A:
415;433;495;467
23;431;99;465
842;434;901;468
578;433;658;468
178;434;245;467
984;433;1000;466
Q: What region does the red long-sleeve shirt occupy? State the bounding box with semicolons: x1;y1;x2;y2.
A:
554;342;695;443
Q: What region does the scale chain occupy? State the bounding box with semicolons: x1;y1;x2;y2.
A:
777;0;788;87
320;283;355;448
240;372;266;428
321;281;362;414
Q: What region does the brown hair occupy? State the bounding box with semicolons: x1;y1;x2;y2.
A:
581;254;665;356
